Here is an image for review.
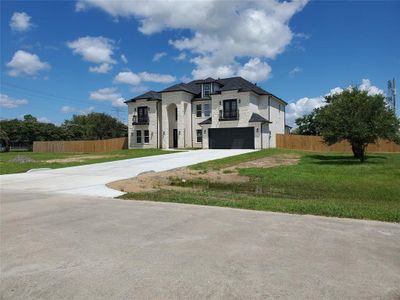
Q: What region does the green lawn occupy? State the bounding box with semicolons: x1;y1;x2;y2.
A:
0;149;173;175
119;149;400;222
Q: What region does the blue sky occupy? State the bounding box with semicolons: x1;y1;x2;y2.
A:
1;0;399;126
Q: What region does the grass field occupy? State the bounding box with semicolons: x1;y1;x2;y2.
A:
120;149;400;222
0;149;172;175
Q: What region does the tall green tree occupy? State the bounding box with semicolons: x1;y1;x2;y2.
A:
293;111;320;135
63;112;127;140
315;88;400;162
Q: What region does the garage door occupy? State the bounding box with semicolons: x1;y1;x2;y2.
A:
209;127;254;149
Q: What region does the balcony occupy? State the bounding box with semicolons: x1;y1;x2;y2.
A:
219;109;239;121
132;115;149;125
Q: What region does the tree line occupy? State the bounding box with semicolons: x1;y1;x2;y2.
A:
291;88;399;162
0;112;127;150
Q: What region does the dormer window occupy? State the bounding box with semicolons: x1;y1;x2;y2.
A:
202;83;212;98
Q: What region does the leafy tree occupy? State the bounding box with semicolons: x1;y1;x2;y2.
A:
293;111;320;135
315;88;400;162
62;112;127;140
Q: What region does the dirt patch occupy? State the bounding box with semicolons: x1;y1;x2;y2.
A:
46;155;122;163
108;154;300;194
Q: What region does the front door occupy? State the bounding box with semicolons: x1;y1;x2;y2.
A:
173;129;178;148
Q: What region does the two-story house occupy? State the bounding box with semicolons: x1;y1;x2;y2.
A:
125;76;286;149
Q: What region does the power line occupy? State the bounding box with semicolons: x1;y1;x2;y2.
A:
0;81;123;110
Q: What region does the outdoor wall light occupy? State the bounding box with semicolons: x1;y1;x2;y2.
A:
204;129;207;134
163;131;165;136
238;99;241;103
256;128;259;133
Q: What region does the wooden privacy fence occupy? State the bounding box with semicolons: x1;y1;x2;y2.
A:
33;137;128;153
276;134;400;153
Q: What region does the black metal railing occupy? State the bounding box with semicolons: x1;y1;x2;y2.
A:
132;115;149;125
219;109;239;120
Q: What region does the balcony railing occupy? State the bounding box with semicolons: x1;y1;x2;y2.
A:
219;109;239;121
132;115;149;125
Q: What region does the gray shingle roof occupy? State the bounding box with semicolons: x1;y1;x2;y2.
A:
199;117;212;125
125;91;161;103
249;113;271;123
131;76;286;104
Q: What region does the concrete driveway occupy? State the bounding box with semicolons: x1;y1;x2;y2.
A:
0;149;254;197
1;190;399;299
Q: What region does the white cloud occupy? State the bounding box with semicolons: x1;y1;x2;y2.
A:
6;50;50;77
113;70;176;86
89;87;126;107
61;106;76;113
286;96;326;127
237;58;271;82
286;79;385;127
113;71;141;86
153;52;167;62
289;66;302;77
138;72;176;83
76;0;308;81
0;93;28;108
38;117;51;123
174;52;186;61
120;54;128;63
67;36;116;73
359;79;385;96
89;63;113;73
10;12;33;32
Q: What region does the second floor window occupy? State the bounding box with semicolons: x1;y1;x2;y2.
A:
137;106;148;123
204;103;211;117
222;99;238;119
196;104;202;117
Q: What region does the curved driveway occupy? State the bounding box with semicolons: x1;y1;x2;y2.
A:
0;149;254;197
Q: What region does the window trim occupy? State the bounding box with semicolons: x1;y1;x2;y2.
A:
196;104;202;118
136;130;142;144
196;129;203;143
144;130;150;144
203;83;212;98
203;103;211;117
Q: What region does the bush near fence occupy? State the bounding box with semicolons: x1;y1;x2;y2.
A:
33;137;128;153
276;134;400;153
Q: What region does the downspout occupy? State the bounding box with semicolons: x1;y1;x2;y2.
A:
156;101;159;149
191;102;193;148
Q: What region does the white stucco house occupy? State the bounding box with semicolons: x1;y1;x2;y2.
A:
125;76;287;149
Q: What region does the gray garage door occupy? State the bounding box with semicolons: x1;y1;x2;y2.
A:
209;127;254;149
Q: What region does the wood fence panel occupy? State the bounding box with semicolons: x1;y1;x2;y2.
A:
33;137;128;153
276;134;400;153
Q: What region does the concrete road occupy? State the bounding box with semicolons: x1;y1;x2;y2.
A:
1;190;399;299
0;149;254;197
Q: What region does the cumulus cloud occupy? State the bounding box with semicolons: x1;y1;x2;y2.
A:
75;0;308;81
89;87;126;107
120;54;128;63
89;63;113;73
289;66;302;78
113;70;176;86
113;71;141;86
79;106;95;115
67;36;116;73
286;79;385;127
6;50;50;77
0;93;28;108
237;58;272;82
138;72;176;83
61;106;76;113
174;52;186;61
10;12;33;32
153;52;167;62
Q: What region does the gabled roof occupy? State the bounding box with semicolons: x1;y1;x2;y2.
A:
249;112;271;123
129;76;287;105
125;91;161;103
199;117;212;125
